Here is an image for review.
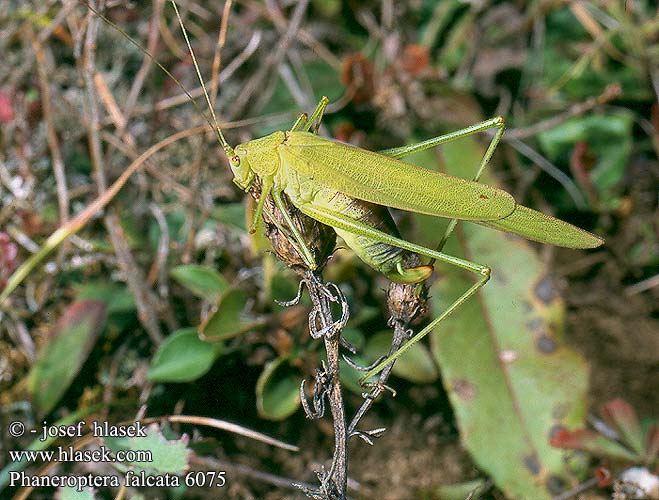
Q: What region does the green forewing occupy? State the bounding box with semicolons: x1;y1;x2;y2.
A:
477;205;603;249
280;132;516;221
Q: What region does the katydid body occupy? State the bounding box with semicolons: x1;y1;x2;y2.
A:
230;112;602;283
234;128;512;283
224;98;602;378
91;1;604;381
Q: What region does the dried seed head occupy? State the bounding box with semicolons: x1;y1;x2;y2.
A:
386;253;429;325
399;44;430;77
340;53;375;104
251;184;335;274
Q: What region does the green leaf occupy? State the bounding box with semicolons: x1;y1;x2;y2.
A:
199;288;260;341
104;423;190;474
600;399;645;457
550;428;638;462
339;355;370;395
74;282;135;314
55;487;97;500
210;202;247;231
147;328;221;383
256;358;300;421
333;328;370;394
28;300;107;414
539;9;648;101
364;331;438;384
170;264;229;301
538;113;633;209
416;137;589;500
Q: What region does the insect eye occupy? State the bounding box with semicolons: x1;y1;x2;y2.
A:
231;155;240;166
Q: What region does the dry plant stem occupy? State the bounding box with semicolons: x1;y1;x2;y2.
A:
569;3;626;63
37;0;78;43
29;32;70;303
348;274;427;440
32;36;69;225
147;202;171;297
180;146;206;263
82;3;106;192
551;477;599;500
158;0;188;60
121;0;163;126
209;0;234;105
505;83;622;140
304;270;348;500
142;415;298;451
100;131;194;202
348;319;409;438
103;211;164;344
625;273;659;296
0;126;205;305
81;1;164;344
126;30;262;119
229;0;309;116
505;136;587;209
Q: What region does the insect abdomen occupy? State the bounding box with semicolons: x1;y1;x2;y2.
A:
313;188;432;283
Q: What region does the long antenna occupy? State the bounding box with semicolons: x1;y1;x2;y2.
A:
79;0;234;157
169;0;234;157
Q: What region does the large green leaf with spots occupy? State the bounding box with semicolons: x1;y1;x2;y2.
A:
410;137;589;499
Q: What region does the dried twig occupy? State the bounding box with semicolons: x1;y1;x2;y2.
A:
348;255;428;443
32;36;69;226
297;271;349;500
80;2;164;344
551;477;599;500
505;83;622;140
228;0;309;116
209;0;234;105
121;0;163;125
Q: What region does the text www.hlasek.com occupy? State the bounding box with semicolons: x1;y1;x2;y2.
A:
9;446;152;463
